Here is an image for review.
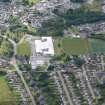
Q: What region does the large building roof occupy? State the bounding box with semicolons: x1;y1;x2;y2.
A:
35;37;54;55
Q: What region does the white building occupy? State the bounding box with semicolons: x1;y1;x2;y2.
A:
35;37;54;56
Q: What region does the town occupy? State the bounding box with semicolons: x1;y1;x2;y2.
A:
0;0;105;105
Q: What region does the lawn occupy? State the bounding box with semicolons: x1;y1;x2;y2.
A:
17;40;31;56
62;38;91;55
54;37;63;55
0;76;20;105
89;39;105;54
54;37;105;55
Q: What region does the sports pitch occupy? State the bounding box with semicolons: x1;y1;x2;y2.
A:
62;38;91;55
89;39;105;54
54;37;105;55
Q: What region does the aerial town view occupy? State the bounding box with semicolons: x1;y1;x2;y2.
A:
1;0;105;105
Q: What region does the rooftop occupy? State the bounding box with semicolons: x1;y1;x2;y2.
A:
35;37;54;56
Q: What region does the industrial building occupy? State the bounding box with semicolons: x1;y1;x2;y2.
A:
29;36;54;69
35;37;54;56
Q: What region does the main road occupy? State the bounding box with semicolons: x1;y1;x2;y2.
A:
14;64;37;105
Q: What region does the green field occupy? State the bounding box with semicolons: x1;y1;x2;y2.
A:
54;37;63;55
54;37;105;55
0;76;20;105
17;41;31;56
62;38;91;55
89;39;105;54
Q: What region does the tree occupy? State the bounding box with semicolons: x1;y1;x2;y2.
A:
0;0;11;2
38;17;64;36
73;55;85;67
71;0;85;3
0;39;13;58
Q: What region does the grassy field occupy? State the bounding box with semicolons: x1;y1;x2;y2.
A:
54;37;64;55
0;76;20;105
17;40;31;56
89;39;105;54
54;37;105;55
62;38;91;55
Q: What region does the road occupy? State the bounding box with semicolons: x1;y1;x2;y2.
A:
14;64;36;105
101;55;105;71
82;65;95;99
0;34;37;105
57;71;73;105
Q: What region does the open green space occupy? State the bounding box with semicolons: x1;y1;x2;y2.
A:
62;38;91;55
17;40;31;56
54;37;105;55
0;76;20;105
54;37;63;55
54;37;91;55
89;39;105;54
0;39;13;58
